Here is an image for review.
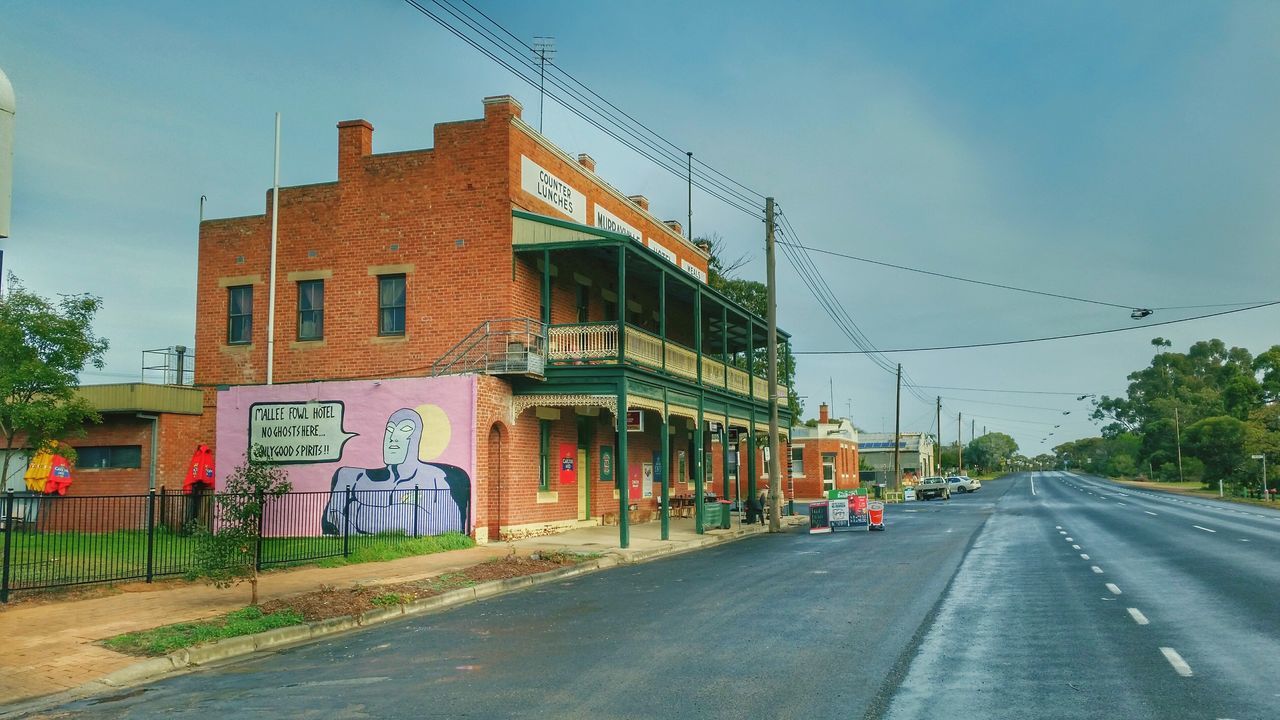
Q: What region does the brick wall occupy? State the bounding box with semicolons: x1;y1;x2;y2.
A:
791;437;859;499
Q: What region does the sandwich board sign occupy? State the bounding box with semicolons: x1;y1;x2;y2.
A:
808;500;831;534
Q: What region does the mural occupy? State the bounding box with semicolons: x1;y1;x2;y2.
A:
215;376;476;537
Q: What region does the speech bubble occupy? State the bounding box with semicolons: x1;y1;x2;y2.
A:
247;401;358;465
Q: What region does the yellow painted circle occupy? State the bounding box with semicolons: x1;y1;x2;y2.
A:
415;404;452;461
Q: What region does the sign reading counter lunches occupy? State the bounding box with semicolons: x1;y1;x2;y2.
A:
521;156;586;224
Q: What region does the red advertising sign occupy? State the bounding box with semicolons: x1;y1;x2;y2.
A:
626;409;644;432
851;493;869;515
559;443;577;485
629;463;643;500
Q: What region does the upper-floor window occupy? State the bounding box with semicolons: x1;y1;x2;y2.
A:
227;285;252;344
790;447;804;476
378;274;406;336
576;283;590;323
77;445;143;469
297;280;324;341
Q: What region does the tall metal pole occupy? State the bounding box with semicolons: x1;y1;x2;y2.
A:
687;152;693;241
1174;406;1184;483
893;364;902;491
765;198;782;532
958;412;963;473
266;112;280;385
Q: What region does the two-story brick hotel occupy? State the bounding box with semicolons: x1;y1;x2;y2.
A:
196;96;794;547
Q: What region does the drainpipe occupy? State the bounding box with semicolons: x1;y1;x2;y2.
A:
137;414;159;490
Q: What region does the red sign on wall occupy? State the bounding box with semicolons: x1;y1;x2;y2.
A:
629;463;643;500
559;443;577;485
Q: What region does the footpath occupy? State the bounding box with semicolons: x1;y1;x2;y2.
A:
0;516;797;714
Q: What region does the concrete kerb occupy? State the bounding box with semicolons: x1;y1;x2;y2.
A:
0;521;776;717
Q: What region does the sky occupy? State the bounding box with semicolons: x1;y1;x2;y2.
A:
2;0;1279;455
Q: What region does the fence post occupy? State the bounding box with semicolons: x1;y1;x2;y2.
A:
145;488;157;583
343;484;351;558
2;491;14;603
255;488;265;572
413;486;420;538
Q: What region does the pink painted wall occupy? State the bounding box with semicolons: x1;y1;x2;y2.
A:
215;376;477;536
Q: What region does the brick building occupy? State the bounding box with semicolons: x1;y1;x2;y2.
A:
2;383;205;531
788;403;860;499
196;96;793;547
857;432;936;488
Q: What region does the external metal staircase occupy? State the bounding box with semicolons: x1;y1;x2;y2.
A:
430;318;547;378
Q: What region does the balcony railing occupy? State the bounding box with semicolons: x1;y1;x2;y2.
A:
544;323;788;402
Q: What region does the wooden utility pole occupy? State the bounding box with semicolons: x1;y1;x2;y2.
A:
1174;406;1184;483
765;197;783;532
958;412;964;473
893;364;902;490
936;396;942;475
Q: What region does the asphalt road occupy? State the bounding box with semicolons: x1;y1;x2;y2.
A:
29;473;1280;719
37;486;1002;719
882;471;1280;720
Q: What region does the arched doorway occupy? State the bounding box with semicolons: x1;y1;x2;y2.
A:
486;422;508;541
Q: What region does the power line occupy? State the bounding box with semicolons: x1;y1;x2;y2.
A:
795;300;1280;354
941;396;1067;412
915;384;1095;396
403;0;765;220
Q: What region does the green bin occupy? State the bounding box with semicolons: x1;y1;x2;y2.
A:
716;500;732;529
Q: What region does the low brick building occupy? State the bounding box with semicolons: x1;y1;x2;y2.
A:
788;403;859;499
196;96;794;547
2;383;206;531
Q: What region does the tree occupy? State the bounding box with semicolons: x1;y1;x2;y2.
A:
192;450;292;605
0;274;109;484
1183;416;1249;491
965;433;1019;473
701;235;803;417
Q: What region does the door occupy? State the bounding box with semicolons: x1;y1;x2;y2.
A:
577;449;589;520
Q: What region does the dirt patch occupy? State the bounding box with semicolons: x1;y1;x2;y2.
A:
259;551;595;622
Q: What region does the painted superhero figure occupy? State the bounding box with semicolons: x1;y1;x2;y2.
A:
321;408;471;536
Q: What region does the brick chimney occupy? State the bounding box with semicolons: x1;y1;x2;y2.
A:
483;94;523;122
577;153;596;172
665;220;683;235
819;403;830;424
337;119;373;180
628;195;649;211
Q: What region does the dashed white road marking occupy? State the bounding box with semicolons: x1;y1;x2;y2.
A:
1117;503;1127;507
1106;583;1122;595
1160;647;1194;677
1072;544;1081;549
1055;526;1062;530
1193;525;1216;533
1145;511;1158;516
1059;530;1066;535
1081;554;1091;560
1240;539;1250;543
1091;566;1104;574
1066;537;1074;542
1127;608;1150;625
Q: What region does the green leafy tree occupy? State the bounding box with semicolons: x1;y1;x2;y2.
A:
702;235;803;417
1183;416;1250;491
0;274;109;484
965;432;1019;473
192;450;292;605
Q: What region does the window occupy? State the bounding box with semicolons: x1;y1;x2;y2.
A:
538;420;551;491
297;280;324;340
76;446;143;469
603;298;617;322
575;283;590;323
790;447;804;477
227;285;253;344
822;452;836;490
378;274;406;336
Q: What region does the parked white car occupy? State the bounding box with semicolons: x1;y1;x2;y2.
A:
946;475;980;493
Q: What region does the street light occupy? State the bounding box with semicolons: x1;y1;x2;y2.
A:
1252;454;1268;501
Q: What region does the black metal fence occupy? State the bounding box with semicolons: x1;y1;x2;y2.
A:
0;486;466;602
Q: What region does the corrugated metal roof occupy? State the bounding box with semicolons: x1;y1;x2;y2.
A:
77;383;203;415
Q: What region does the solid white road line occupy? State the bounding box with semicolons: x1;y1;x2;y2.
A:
1106;583;1122;595
1081;554;1091;560
1127;608;1150;625
1160;647;1194;677
1193;525;1216;533
1145;511;1158;516
1031;476;1037;495
1091;566;1104;574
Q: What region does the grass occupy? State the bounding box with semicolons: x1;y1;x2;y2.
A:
313;532;475;567
1114;478;1278;507
102;606;305;656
